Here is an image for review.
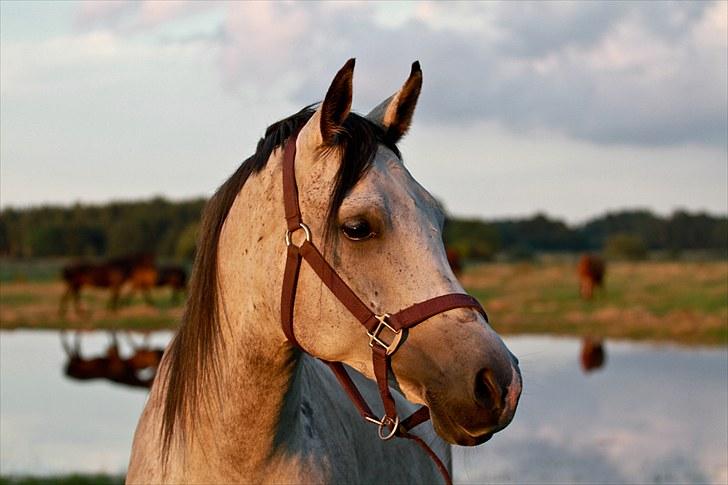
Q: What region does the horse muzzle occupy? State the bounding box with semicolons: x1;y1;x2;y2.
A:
427;350;522;446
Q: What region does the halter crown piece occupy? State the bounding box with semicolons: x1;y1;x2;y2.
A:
280;130;489;485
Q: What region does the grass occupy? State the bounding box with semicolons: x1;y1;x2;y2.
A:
0;280;183;331
0;260;726;345
0;259;68;283
461;260;727;346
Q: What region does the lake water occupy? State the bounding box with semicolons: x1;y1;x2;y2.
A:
1;331;726;483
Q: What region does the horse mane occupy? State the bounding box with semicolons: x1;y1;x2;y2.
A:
161;105;401;454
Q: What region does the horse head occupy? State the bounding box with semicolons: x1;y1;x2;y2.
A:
281;60;521;446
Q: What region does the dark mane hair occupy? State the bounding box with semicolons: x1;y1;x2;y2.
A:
161;106;400;453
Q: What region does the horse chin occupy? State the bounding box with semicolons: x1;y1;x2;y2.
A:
427;401;512;446
430;415;498;446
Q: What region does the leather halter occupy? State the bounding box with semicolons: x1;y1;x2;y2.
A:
280;130;488;485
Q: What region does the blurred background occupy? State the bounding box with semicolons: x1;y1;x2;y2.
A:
1;1;726;484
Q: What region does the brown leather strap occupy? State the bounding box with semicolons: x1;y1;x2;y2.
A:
299;241;378;329
282;132;303;231
324;361;377;420
399;406;430;431
279;129;492;485
372;346;398;419
398;431;453;485
391;293;488;330
324;359;451;485
281;245;303;347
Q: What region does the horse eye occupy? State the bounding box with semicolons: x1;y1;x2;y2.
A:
341;219;375;241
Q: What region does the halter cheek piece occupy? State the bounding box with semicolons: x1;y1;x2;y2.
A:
280;131;488;485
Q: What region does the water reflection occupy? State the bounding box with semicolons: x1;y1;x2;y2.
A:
454;337;728;484
1;330;172;475
60;331;164;389
1;332;726;483
580;337;607;373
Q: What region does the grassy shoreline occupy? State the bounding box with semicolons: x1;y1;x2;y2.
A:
1;261;726;346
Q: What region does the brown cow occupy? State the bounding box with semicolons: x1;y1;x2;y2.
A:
577;254;606;299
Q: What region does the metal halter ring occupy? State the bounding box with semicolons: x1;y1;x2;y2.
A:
285;223;312;248
365;414;400;441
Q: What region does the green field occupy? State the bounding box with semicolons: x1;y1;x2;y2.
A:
462;260;727;345
0;259;726;345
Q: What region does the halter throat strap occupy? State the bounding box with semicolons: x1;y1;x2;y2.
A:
279;130;488;485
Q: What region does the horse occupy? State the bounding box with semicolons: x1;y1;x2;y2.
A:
59;261;127;316
127;60;521;484
124;256;158;306
125;262;187;306
577;253;606;300
155;265;187;303
59;253;155;315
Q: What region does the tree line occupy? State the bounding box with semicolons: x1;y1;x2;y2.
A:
0;198;725;260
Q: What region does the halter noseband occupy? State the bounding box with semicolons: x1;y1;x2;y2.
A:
280;130;488;485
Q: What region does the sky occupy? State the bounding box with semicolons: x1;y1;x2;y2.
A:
1;1;726;223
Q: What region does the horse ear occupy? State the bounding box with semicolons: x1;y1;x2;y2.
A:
320;58;355;145
367;61;422;143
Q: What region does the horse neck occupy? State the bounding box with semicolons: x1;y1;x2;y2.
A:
197;150;302;475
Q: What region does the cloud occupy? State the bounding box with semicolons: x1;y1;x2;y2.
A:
75;0;212;32
492;2;629;57
64;0;728;149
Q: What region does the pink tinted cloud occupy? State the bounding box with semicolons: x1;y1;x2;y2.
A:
76;0;214;32
75;1;137;29
71;1;726;147
219;2;313;88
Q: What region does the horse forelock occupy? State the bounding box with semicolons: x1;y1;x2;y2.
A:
160;105;400;457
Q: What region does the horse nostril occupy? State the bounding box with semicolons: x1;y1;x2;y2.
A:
474;368;507;411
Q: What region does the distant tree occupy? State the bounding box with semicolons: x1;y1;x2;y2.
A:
505;244;535;262
711;220;728;256
666;210;727;251
28;224;67;257
443;218;501;261
25;223;104;257
494;213;587;252
175;222;199;261
0;200;724;260
581;209;667;250
604;233;648;260
0;217;9;256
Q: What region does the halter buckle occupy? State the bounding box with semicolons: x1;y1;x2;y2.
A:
365;414;399;440
368;313;403;356
285;223;312;248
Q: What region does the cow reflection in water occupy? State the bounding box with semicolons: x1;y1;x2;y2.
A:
580;337;607;373
60;331;164;389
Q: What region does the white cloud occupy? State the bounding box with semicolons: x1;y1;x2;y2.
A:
1;1;725;217
65;1;727;147
75;0;213;32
